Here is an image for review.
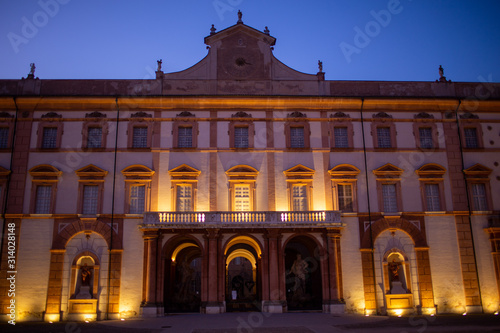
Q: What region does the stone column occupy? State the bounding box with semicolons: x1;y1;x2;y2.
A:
263;228;284;313
107;249;123;319
360;249;377;314
325;229;345;314
141;231;159;317
44;250;66;322
204;229;224;313
415;248;436;314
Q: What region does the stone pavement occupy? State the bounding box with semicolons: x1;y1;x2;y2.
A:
1;313;500;333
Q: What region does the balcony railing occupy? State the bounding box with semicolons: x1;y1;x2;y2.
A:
142;210;341;228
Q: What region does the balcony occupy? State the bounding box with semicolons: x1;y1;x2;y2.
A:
142;210;342;229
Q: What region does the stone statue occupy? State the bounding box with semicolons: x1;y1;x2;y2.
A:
29;63;35;75
237;10;243;23
318;60;323;73
157;59;162;72
288;254;308;294
439;65;444;79
81;263;92;286
388;259;400;281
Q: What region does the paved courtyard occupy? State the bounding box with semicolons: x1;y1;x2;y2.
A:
1;313;500;333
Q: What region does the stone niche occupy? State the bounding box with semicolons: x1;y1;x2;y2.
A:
383;252;414;314
68;254;99;320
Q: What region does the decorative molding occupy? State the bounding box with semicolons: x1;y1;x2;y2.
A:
460;112;479;120
372;111;392;119
41;112;62;119
0;111;14;118
330;111;350;118
287;111;307;118
131;111;152;118
414;112;434;119
85;111;106;118
176;111;196;117
231;111;252;118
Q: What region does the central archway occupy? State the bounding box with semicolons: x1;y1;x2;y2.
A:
224;235;262;312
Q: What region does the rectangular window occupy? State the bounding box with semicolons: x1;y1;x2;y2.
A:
419;127;433;149
377;127;392;148
178;127;193;148
234;127;249;148
234;184;251;211
132;127;148;148
129;184;145;214
35;185;52;214
334;127;349;148
87;127;102;148
471;183;488;211
42;127;58;148
0;127;9;149
176;185;192;212
464;128;478;148
292;184;308;211
424;183;441;211
337;184;353;212
382;184;398;212
290;127;305;148
82;185;99;214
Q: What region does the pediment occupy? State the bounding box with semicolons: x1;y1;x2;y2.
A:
416;163;446;175
464;163;492;178
29;164;62;179
284;164;315;178
169;164;201;177
329;164;360;178
76;164;108;177
204;23;276;47
0;166;10;177
122;165;154;178
226;165;259;175
373;163;403;178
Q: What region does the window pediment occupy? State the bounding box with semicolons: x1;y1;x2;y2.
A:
415;163;446;179
373;163;403;179
76;164;108;179
464;163;492;179
284;164;314;180
122;165;155;180
226;165;258;181
329;164;360;179
29;164;62;179
169;164;201;181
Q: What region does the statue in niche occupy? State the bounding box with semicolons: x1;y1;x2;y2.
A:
388;259;400;282
76;263;93;299
388;259;407;294
81;263;92;286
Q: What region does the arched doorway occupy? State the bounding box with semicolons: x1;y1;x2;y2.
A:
284;235;323;311
224;236;262;312
164;241;202;312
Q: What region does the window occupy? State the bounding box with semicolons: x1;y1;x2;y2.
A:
0;127;9;149
464;128;478;148
29;165;61;214
176;185;193;212
234;127;249;148
290;127;305;148
292;184;308;211
129;185;146;214
41;127;58;148
0;166;10;213
35;185;52;214
471;183;487;211
419;127;433;149
169;164;200;212
226;165;258;211
382;184;398;212
82;185;99;215
337;184;353;212
132;127;148;148
334;127;348;148
424;184;441;211
416;163;446;212
234;184;251;211
284;164;314;211
87;127;102;148
285;112;310;149
373;163;404;213
76;164;108;215
173;112;198;148
377;127;392;148
122;165;154;214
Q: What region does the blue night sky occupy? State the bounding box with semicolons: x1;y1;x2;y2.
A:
0;0;499;82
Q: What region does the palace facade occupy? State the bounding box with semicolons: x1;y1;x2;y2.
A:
1;16;500;321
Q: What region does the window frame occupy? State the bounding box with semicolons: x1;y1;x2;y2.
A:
371;112;397;149
415;163;446;212
169;164;201;212
464;164;493;212
82;121;108;150
284;164;315;211
284;112;310;149
329;164;360;213
414;122;439;150
37;113;64;150
226;165;259;211
0;112;14;150
76;164;108;215
29;164;62;215
459;113;483;150
127;112;153;149
373;163;404;214
229;112;254;149
330;113;354;149
0;166;10;213
121;165;155;214
172;112;198;149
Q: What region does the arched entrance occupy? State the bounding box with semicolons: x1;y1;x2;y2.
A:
164;241;202;312
284;235;322;311
224;235;262;312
